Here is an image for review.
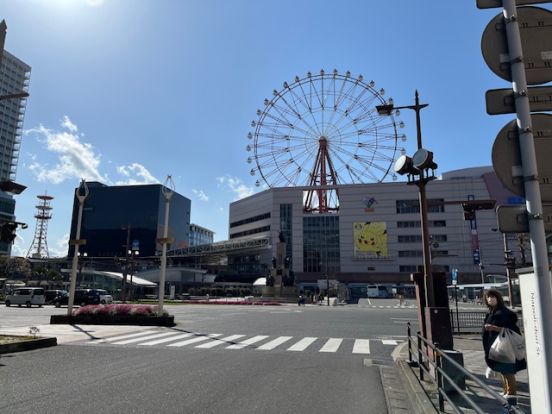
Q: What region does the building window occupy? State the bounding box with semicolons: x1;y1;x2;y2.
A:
399;265;424;273
398;235;422;243
431;250;449;257
280;204;292;264
303;215;340;273
229;225;270;239
398;250;423;257
230;212;271;228
397;220;447;228
431;234;448;242
396;200;419;214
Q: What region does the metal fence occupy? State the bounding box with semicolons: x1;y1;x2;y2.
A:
449;311;487;334
407;323;525;413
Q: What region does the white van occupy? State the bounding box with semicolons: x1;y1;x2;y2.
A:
5;287;46;308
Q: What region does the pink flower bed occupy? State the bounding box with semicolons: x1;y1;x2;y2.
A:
73;304;168;317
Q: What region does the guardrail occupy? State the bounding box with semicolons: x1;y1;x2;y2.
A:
449;311;487;334
406;322;524;413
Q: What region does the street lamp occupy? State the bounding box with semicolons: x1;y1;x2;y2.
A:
68;179;89;316
128;248;139;301
377;91;453;349
158;175;174;314
77;251;88;287
377;91;436;310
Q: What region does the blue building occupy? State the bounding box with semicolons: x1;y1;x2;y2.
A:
68;182;191;258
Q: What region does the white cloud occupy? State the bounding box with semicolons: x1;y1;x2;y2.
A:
10;234;27;257
192;189;209;202
115;163;159;185
25;116;107;184
216;175;255;200
48;233;70;258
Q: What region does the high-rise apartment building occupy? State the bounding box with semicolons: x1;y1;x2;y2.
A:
0;45;31;255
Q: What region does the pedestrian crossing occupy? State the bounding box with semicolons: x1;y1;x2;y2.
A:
87;329;402;355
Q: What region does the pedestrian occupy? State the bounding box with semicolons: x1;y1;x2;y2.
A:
298;294;304;306
481;289;526;405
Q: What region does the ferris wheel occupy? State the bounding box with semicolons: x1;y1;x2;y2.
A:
246;70;405;212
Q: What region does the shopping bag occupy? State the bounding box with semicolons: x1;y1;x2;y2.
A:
505;328;526;361
488;329;516;363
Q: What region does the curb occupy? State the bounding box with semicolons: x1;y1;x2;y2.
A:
0;336;57;354
50;314;176;327
396;360;437;414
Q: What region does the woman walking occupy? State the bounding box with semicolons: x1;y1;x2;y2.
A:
481;289;526;405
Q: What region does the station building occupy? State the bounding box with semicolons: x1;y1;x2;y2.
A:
226;166;523;291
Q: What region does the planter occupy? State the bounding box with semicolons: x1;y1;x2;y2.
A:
0;336;57;354
50;314;175;327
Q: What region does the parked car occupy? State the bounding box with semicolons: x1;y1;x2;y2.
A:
5;287;46;308
44;289;67;304
52;289;113;307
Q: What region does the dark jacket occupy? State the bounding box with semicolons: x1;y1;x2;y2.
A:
481;305;527;373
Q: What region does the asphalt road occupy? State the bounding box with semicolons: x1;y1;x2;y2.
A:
0;300;426;414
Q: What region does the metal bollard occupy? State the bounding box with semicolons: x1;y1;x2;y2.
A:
407;322;412;363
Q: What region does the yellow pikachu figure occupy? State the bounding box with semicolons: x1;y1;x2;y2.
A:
354;222;388;257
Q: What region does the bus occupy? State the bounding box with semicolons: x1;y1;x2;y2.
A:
447;282;519;304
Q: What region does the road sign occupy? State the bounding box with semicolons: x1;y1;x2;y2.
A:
497;204;552;232
486;86;552;114
451;268;458;285
477;0;552;9
492;113;552;201
481;6;552;85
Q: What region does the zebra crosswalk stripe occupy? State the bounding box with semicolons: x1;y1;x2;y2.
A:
113;332;176;345
168;334;222;347
93;330;157;344
381;339;398;346
352;339;370;354
287;337;317;352
226;335;269;349
196;335;245;349
139;333;194;346
319;338;343;353
257;336;293;350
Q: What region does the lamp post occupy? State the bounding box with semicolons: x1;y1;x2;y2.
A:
77;251;88;286
158;175;174;314
68;179;89;316
377;91;453;349
128;248;139;301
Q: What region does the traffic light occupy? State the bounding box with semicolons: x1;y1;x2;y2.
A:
0;222;17;243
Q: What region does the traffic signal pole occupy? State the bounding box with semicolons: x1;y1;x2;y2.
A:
502;1;552;410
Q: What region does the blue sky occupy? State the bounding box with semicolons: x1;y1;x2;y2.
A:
2;0;521;257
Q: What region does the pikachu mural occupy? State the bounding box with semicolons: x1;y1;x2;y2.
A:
353;222;388;257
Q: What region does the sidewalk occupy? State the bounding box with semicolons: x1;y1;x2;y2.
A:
386;335;531;413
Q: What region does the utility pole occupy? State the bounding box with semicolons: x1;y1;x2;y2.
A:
121;225;130;303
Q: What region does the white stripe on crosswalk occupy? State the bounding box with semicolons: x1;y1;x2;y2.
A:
257;336;293;351
382;339;398;346
93;330;157;344
168;334;222;347
319;338;343;353
287;337;317;352
226;335;269;350
352;339;370;354
139;333;194;346
113;332;177;345
196;335;245;349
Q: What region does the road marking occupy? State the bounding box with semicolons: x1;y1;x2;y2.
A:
319;338;343;353
113;332;177;345
352;339;371;354
287;337;317;351
257;336;293;350
382;340;398;346
139;333;194;346
168;334;222;347
226;335;269;349
93;330;157;344
196;334;245;349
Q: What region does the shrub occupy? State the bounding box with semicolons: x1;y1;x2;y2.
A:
73;304;168;317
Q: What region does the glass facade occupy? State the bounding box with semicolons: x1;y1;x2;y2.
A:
396;199;445;214
68;183;191;257
303;215;340;273
280;204;292;263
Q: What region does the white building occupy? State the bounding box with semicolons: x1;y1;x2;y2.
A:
227;167;523;289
